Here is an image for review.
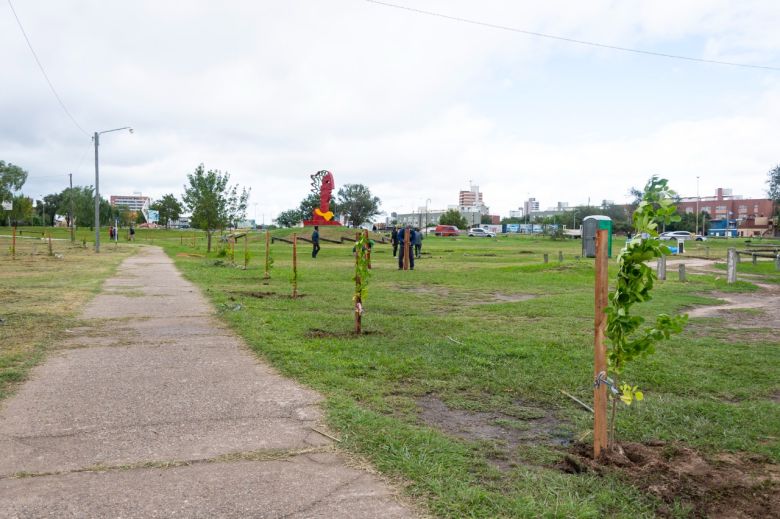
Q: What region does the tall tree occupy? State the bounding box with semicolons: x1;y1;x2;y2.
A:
150;193;183;228
1;161;28;206
274;209;303;228
768;164;780;215
335;184;381;227
9;195;34;225
438;209;468;229
182;164;249;251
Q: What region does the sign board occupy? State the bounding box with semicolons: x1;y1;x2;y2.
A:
1;200;11;211
147;209;159;223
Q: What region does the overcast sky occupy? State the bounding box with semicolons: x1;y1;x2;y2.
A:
2;0;779;221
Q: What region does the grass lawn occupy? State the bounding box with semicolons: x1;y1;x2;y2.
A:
2;225;776;517
155;227;778;518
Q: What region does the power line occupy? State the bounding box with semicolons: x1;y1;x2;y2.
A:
365;0;780;72
7;0;89;135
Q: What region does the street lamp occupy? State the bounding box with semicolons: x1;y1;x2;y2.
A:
425;198;431;231
94;127;133;252
696;176;700;236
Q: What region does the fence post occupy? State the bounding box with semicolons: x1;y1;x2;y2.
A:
593;229;609;459
244;234;249;269
558;251;563;263
47;232;53;256
752;253;757;266
678;263;686;282
264;230;271;279
543;253;549;263
292;234;298;298
12;225;17;260
657;255;666;281
727;248;737;284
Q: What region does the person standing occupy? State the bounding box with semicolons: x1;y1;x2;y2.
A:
414;227;423;258
311;225;321;258
391;226;399;257
397;225;415;270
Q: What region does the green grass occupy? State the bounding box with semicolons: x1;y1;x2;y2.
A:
4;225;775;517
149;227;779;518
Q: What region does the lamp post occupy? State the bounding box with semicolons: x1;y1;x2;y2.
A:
696;176;700;236
94;127;133;252
425;198;431;231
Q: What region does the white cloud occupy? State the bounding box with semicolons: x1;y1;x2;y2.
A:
2;0;778;221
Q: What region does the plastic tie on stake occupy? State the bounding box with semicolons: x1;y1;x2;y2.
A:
594;371;620;396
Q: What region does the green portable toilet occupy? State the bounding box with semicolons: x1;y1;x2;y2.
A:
582;215;613;258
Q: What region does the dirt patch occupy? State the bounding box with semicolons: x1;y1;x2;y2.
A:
417;396;570;469
687;283;780;329
305;328;381;338
561;442;780;518
175;252;204;258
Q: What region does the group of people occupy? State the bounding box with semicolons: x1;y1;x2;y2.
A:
391;225;422;270
311;224;423;271
107;225;135;241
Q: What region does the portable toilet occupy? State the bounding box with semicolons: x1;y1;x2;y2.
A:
582;216;613;258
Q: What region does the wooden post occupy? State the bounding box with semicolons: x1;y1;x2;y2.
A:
47;232;53;256
264;230;270;279
244;234;249;269
403;228;410;270
558;251;563;263
678;263;686;282
657;255;666;281
180;235;183;246
593;229;609;459
12;225;16;260
752;253;757;266
543;253;549;263
727;248;737;284
364;229;371;270
355;232;362;334
705;246;709;258
776;253;780;271
292;233;298;298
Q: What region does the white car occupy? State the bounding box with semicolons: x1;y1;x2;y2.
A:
468;228;496;238
659;231;693;241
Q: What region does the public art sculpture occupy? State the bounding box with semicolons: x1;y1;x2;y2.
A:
304;170;341;226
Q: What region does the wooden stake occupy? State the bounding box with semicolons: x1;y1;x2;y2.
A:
403;228;410;270
12;225;16;260
264;230;270;279
47;232;53;256
593;229;609;459
364;229;371;269
727;248;737;284
292;233;298;298
244;234;249;269
355;232;362;334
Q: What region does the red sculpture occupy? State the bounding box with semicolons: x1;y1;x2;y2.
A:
304;170;341;226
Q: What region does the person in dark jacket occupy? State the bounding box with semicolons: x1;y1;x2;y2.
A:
397;225;415;270
311;226;320;258
413;227;423;258
391;226;399;257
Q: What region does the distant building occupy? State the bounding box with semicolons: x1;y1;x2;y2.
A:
524;197;540;215
110;194;150;213
678;188;773;222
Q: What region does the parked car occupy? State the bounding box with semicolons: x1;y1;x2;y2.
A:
468;228;496;238
694;234;707;241
659;231;693;241
434;225;460;237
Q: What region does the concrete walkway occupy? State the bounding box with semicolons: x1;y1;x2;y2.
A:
0;246;415;518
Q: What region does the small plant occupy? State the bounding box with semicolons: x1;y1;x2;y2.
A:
603;176;688;447
353;231;371;333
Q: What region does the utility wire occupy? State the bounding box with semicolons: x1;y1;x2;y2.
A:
7;0;89;135
365;0;780;72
